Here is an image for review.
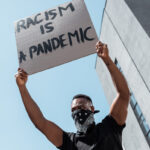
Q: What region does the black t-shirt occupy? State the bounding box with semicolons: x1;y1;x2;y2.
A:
57;115;125;150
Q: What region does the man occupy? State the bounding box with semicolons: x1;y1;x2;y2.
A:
15;41;130;150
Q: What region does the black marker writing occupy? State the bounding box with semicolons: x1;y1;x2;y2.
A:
16;2;75;33
29;26;94;59
19;51;26;63
40;22;54;34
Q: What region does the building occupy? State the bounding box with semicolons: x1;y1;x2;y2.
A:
96;0;150;149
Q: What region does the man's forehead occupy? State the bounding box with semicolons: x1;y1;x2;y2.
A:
72;98;90;106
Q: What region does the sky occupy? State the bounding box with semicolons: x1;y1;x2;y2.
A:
0;0;109;150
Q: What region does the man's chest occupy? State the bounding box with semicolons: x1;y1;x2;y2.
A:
74;130;119;150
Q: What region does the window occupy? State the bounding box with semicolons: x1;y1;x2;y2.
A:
147;132;150;145
114;58;150;146
134;104;142;119
142;120;150;136
130;94;137;108
139;114;145;125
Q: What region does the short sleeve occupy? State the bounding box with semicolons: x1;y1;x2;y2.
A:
57;131;75;150
102;115;126;134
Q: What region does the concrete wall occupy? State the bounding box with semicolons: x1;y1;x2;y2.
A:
105;0;150;93
96;0;150;149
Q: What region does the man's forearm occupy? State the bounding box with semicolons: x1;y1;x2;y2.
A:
18;85;45;129
103;56;130;98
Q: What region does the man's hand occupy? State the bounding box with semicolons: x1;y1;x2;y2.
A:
15;68;28;87
96;41;109;60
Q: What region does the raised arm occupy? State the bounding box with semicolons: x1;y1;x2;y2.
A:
96;41;130;125
15;68;63;147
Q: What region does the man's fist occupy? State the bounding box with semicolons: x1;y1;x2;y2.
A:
96;41;109;59
15;68;28;87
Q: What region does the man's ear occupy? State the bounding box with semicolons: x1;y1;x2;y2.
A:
91;106;95;113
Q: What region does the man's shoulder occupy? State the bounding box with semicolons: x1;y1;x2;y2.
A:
96;114;126;133
96;115;110;126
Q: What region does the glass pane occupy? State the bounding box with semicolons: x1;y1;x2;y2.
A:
114;59;118;65
115;59;122;72
134;104;142;119
139;114;145;125
141;120;150;135
130;94;137;108
147;132;150;145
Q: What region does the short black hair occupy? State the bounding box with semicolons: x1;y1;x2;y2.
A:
72;94;93;104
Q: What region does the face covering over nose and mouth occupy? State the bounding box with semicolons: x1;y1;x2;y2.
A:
72;109;95;134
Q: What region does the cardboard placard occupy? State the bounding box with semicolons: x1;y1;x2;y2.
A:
14;0;98;74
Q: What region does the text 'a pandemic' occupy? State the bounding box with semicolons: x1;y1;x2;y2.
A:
19;26;95;63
